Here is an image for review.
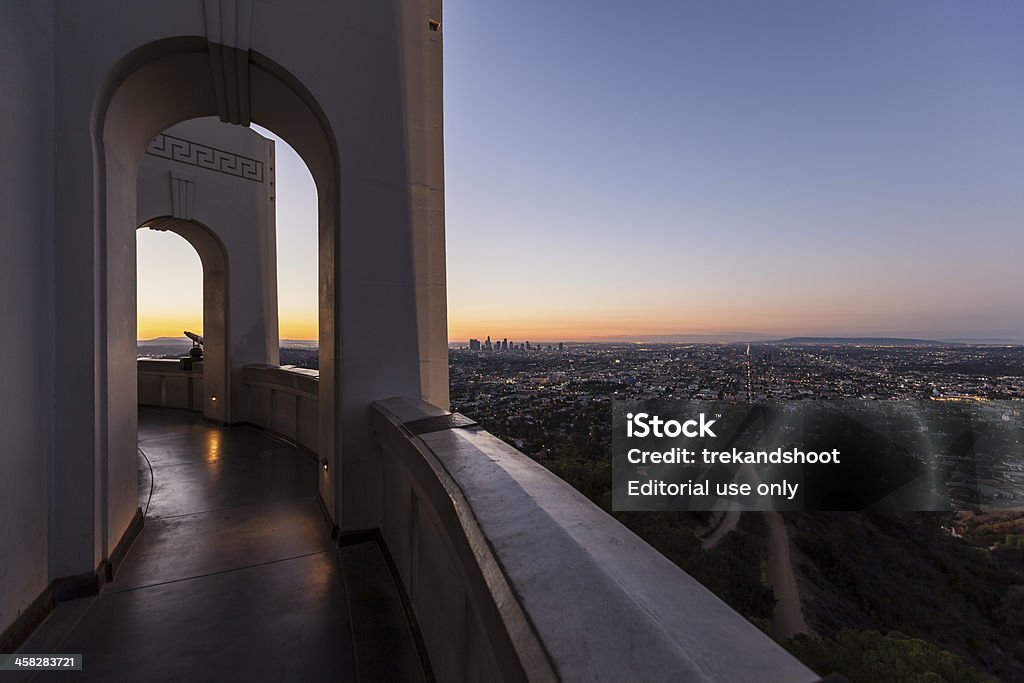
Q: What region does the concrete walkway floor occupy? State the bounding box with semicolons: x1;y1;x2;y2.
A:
15;408;424;682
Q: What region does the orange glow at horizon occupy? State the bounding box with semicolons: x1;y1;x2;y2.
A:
138;227;320;341
138;316;318;342
447;316;686;342
137;316;205;341
137;230;204;340
444;301;994;343
278;314;319;341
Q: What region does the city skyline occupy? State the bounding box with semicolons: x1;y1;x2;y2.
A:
139;1;1024;342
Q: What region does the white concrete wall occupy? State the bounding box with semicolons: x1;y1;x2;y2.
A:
0;0;448;640
137;117;279;424
0;0;55;639
399;0;449;411
138;360;204;411
242;365;319;453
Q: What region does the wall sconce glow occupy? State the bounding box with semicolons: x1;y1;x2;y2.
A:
211;395;217;402
321;458;329;472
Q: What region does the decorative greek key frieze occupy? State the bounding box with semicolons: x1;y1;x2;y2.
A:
146;133;264;183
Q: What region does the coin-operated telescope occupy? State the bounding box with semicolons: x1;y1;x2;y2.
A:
180;330;204;370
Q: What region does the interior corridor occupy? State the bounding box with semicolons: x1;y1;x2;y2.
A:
14;408;424;682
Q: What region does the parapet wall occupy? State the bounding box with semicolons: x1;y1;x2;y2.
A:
138;359;204;412
241;364;319;452
370;397;821;683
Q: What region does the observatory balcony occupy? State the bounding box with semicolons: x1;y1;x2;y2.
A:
152;363;819;682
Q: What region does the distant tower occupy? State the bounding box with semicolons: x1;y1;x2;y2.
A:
558;342;564;352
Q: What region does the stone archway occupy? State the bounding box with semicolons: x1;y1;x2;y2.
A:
137;218;230;423
136;116;284;426
92;38;352;566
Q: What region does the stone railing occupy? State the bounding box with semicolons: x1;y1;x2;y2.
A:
177;367;822;681
137;359;203;411
241;364;319;452
371;397;822;683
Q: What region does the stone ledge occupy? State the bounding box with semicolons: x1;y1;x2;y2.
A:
371;397;820;683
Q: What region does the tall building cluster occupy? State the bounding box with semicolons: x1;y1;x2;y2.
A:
466;336;564;353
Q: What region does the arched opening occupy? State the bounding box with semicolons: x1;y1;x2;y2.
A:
250;125;320;369
94;39;345;564
136;228;203;342
136;219;230;423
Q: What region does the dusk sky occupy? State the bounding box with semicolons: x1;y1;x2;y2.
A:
140;1;1024;343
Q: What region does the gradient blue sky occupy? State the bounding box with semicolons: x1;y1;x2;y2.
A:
141;1;1024;342
445;0;1024;341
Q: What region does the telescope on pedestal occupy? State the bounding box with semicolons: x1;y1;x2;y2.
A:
180;330;204;370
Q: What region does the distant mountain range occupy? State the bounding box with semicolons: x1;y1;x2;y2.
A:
138;337;193;345
939;337;1023;344
770;336;951;346
769;336;1022;346
137;337;321;357
542;335;1022;345
578;334;1021;345
138;337;318;346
